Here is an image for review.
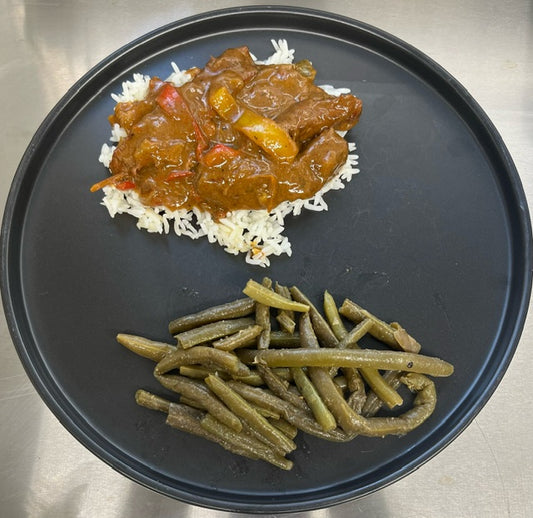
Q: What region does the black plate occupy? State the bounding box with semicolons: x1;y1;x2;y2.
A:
2;6;531;514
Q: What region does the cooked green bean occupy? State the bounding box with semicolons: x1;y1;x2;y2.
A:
334;316;403;409
362;374;436;436
165;403;258;458
154;373;242;432
168;297;255;335
179;365;216;379
205;374;296;454
391;322;422;353
125;278;455;469
200;414;293;470
347;386;366;414
135;389;172;413
338;318;373;349
174;317;256;349
339;299;421;353
290;286;338;348
226;380;353;442
255;278;272;350
270;331;302;348
291;367;336;432
323;291;348;340
275;283;296;334
117;334;176;362
276;312;296;335
212;324;263;351
155;346;251;378
256;363;309;410
254;348;454;377
299;312;367;434
244;279;309;312
269;418;298;440
362;371;403;417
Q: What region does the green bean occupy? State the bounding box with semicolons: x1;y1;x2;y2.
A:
179;364;264;387
178;395;206;410
391;322;422;353
275;283;296;334
254;348;454;377
255;278;272;350
338;318;373;349
256;363;309;410
174;317;256;349
336;317;404;409
323;291;348;340
205;374;297;454
290;286;338;348
154;346;251;378
179;365;217;379
347;386;366;414
244;279;309;312
291;367;336;432
269;418;298;440
270;331;302;348
226;380;354;442
339;299;421;353
200;414;293;470
212;325;263;351
154;373;242;432
362;374;436;436
165;403;253;455
117;334;176;362
168;297;255;335
362;371;403;417
276;312;297;335
299;312;367;434
135;389;172;413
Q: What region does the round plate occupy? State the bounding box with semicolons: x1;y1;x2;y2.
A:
2;6;531;514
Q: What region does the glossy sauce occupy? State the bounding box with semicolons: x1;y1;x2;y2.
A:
107;46;362;218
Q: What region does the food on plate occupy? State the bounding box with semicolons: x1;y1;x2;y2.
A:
94;40;362;266
118;278;454;470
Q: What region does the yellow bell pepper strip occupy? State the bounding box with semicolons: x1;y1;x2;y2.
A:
208;86;299;162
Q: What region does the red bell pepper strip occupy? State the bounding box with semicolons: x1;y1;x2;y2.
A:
90;173;128;192
156;83;207;159
201;143;241;167
166;170;194;181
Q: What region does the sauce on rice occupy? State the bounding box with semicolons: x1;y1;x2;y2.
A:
97;46;362;219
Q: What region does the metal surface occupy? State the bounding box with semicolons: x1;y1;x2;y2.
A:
0;1;531;516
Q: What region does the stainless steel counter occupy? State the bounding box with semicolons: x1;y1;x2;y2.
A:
1;1;532;516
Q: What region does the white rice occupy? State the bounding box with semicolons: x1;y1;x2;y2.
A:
97;39;360;267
